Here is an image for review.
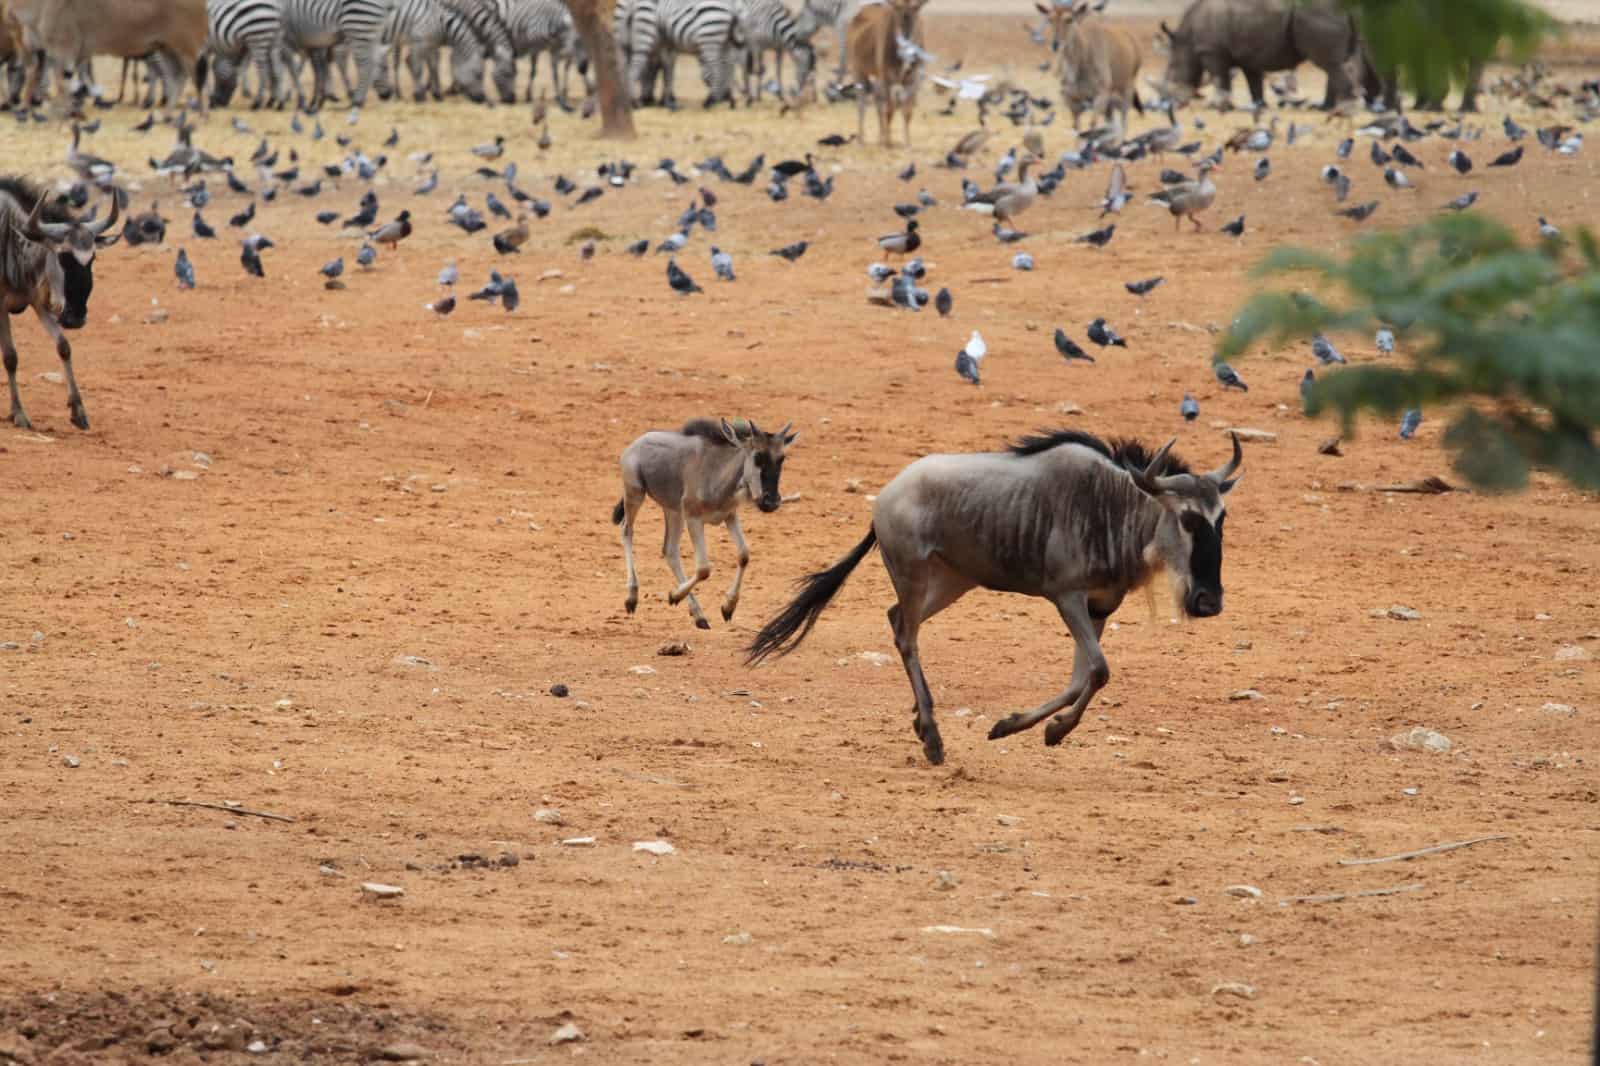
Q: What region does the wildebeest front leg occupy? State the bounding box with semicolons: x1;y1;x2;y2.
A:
720;514;749;622
988;599;1107;742
662;511;711;629
0;313;30;430
34;309;87;430
1043;597;1110;746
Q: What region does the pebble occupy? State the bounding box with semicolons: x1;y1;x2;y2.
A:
995;815;1022;827
1229;689;1263;701
1383;727;1452;753
1554;645;1588;660
1211;982;1256;1000
534;808;563;825
1175;896;1199;906
1223;427;1277;442
62;755;80;768
632;840;674;855
561;836;597;847
1401;787;1420;796
1238;933;1257;947
722;931;752;945
922;925;995;937
856;651;894;667
1541;702;1576;716
549;1023;585;1045
656;641;689;656
933;870;958;891
1265;769;1290;782
549;683;570;698
377;1042;428;1061
1223;885;1262;900
0;642;18;651
246;1039;268;1054
1383;605;1422;621
629;664;657;675
1287;795;1305;806
360;882;405;898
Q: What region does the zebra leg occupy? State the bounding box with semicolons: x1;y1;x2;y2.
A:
0;313;31;431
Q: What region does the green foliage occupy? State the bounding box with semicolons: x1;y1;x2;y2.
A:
1219;214;1600;493
1336;0;1559;100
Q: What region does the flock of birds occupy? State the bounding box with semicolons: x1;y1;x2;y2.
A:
33;27;1600;446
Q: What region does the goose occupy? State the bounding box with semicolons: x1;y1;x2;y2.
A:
66;124;114;181
1148;162;1218;231
961;154;1040;224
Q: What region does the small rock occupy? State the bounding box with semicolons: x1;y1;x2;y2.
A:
1229;689;1263;701
1175;896;1199;906
1401;787;1420;796
539;268;564;281
1211;982;1256;1000
145;307;169;324
1264;769;1290;782
1385;605;1422;621
549;683;569;698
1223;884;1262;900
246;1039;269;1054
1382;727;1452;753
534;808;563;825
573;699;592;710
393;654;433;668
722;931;752;945
561;836;596;847
145;1028;178;1054
656;641;689;657
922;925;995;937
632;840;674;856
1223;427;1277;442
856;651;894;667
933;870;958;891
360;882;405;899
377;1042;428;1061
629;664;657;675
1238;933;1257;947
995;814;1022;827
1541;702;1576;716
1554;645;1588;660
62;755;80;768
1287;795;1305;806
1318;438;1343;456
843;478;863;493
0;642;18;651
549;1023;584;1045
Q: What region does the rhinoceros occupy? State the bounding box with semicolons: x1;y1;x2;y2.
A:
1159;0;1361;110
1360;48;1485;113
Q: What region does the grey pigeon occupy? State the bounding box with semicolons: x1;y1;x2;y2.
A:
1488;146;1522;167
656;231;688;254
1371;141;1391;167
1503;116;1526;141
1214;361;1248;391
889;275;924;311
1336;137;1353;159
192;211;215;239
1442;191;1478;211
1376;328;1394;355
438;261;458;286
1180;393;1198;421
1336;201;1379;222
1538;217;1560;239
1012;251;1034;271
1253;157;1270;181
1383;167;1414;190
711;246;735;281
1311;334;1346;365
771;240;809;262
954;351;981;384
868;262;895;283
901;257;926;280
356;242;376;269
1220;214;1245;237
993;222;1028;243
1087;317;1126;347
427;295;456;316
934;287;952;316
1125;276;1163;297
1075;223;1115;248
625;238;649;256
666;257;702;294
1054;328;1094;363
240;234;272;277
1399;408;1422;439
320;256;344;279
1448;148;1472;175
500;278;520;313
174;247;195;289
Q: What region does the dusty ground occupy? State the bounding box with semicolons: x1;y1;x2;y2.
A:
2;12;1598;1066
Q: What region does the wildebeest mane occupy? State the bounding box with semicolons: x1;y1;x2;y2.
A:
1008;428;1192;476
680;418;737;447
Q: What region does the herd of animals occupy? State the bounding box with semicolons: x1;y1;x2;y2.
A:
1;0;1594;762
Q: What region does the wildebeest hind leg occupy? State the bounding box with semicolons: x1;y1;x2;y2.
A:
0;315;31;430
885;554;974;765
662;511;710;629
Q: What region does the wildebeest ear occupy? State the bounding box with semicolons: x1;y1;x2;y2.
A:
783;431;800;447
1160;19;1174;38
719;418;741;444
1035;2;1052;14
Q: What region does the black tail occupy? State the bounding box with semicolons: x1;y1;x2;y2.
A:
745;527;877;665
611;498;625;525
1131;89;1144;115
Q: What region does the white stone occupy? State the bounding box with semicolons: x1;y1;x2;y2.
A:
561;836;597;847
549;1023;584;1045
360;882;404;898
1553;645;1588;661
1229;689;1264;701
533;808;563;825
1224;885;1263;900
632;840;674;855
856;651;894;667
722;932;752;945
1212;982;1256;1000
922;925;995;937
1541;702;1576;716
1384;727;1453;753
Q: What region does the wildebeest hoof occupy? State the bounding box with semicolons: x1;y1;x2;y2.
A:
624;599;637;615
720;604;735;622
1043;714;1082;747
10;410;33;430
70;408;88;430
695;617;711;630
922;734;945;765
987;715;1022;741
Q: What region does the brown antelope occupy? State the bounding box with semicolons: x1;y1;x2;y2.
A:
1038;1;1143;131
845;0;929;148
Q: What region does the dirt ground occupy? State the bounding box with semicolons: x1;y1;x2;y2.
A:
2;12;1598;1066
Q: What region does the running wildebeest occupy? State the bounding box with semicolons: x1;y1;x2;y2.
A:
747;429;1242;765
613;417;799;629
1;176;120;431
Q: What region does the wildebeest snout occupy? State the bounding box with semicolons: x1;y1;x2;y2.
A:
1187;587;1222;618
757;496;781;514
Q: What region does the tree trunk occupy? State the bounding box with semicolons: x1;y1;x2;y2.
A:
563;0;634;138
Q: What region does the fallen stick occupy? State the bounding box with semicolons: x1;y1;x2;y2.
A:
1338;835;1509;867
1281;883;1424;905
157;800;296;823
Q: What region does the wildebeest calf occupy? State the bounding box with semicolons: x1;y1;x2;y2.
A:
748;429;1242;764
613;417;798;629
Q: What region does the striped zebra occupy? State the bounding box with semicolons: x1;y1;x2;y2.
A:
279;0;392;109
737;0;812;102
791;0;854;80
615;0;669;106
629;0;742;109
205;0;285;109
438;0;517;103
376;0;452;101
499;0;584;103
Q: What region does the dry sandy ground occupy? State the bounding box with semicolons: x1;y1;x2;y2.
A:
937;0;1600;22
1;12;1597;1066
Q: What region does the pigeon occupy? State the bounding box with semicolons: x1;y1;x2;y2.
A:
1538;216;1560;239
698;186;718;208
771;153;813;178
1391;143;1423;168
471;135;506;159
1253;157;1270;181
438;261;458;287
1054;329;1094;363
955;330;986;384
666;257;702;294
1012;252;1034;271
553;174;576;195
1376;328;1395;355
578;239;596;260
770;240;809;262
1321;164;1344;185
1399;408;1422;440
888;275;926;312
427;293;456;316
320;256;344;280
1383;167;1414;190
710;246;735;281
625;238;649;256
191;211;216;239
486;192;511;220
1448;148;1472;175
1332;173;1352;202
1300;368;1316;410
935;287;952;317
576;186;604;205
414;171;439;195
500;278;520;313
174;247;195;289
1442;191;1479;211
818;133;851;148
1220;214;1245;237
1087;317;1126;347
898;161;916;181
1310;334;1346;365
1125;276;1163;297
368;210;412;250
1370;141;1391;167
901;257;926;280
470;271;507;302
894;202;922;219
1214;361;1248;391
877;219;920;256
655;231;688;255
1335;200;1379;222
1503;115;1525;141
1180;393;1199;421
345;192;379;228
766;180;788;203
315;210;339;225
1075;223;1115;248
356;242;376;269
492;214;529;254
240;235;270;277
1488;146;1523;167
868;262;895;283
993;222;1028;243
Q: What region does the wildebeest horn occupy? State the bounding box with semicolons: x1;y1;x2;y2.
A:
1208;432;1243;485
1131;438;1177;497
777;421;793;437
23;193;70;245
747;418;762;437
89;193;121;239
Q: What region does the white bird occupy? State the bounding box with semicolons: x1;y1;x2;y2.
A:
1384;166;1414;190
964;330;987;362
1376;328;1395;355
1538;216;1561;239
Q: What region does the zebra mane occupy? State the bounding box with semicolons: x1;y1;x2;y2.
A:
1007;428;1192;476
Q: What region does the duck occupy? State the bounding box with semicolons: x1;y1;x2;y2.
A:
1148;161;1218;231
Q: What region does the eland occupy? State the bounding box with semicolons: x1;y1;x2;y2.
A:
747;429;1242;765
613;417;799;630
